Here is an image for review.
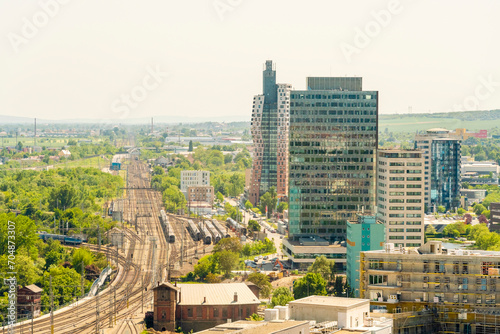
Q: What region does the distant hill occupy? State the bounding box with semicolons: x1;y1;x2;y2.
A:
380;109;500;133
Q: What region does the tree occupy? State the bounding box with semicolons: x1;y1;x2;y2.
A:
247;272;272;298
188;140;194;152
245;200;253;210
213;237;242;253
425;225;437;234
16;141;23;151
458;208;467;215
437;206;446;213
48;184;78;211
259;187;278;218
248;220;260;232
271;287;294;307
224;154;233;164
293;273;327;299
473;203;487;216
217;250;239;277
308;256;335;282
72;248;94;274
152;166;164;176
277;202;288;213
216;192;224;205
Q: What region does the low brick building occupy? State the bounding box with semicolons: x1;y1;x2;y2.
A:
153;282;260;332
17;285;42;318
187;186;214;206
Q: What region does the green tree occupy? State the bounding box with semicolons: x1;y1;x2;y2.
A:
16;141;23;151
248;220;260;232
259;187;277;218
247;272;272;298
41;266;82;309
216;250;239;277
48;184;78;211
213;237;242;253
437;205;446;213
293;273;327;299
277;202;288;213
308;256;335;282
458;208;467;215
270;287;294;307
188;140;194;152
425;225;437;234
152;166;164;176
216;192;224;205
474;203;487;216
72;248;94;274
245;200;253;210
224;154;233;164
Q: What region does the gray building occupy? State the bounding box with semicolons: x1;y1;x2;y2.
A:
288;77;378;242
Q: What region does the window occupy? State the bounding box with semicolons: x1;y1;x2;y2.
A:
197;307;202;318
222;308;228;318
188;308;193;317
214;308;219;317
369;275;388;285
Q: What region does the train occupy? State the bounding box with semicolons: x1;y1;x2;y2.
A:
159;210;175;243
186;219;201;241
38;233;83;245
205;220;221;244
198;222;212;245
227;218;247;235
212;219;230;238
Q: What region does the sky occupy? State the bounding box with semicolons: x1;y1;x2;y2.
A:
0;0;499;122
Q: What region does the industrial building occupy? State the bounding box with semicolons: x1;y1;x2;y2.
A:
360;240;500;333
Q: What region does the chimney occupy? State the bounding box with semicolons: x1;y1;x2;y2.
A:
203;296;206;304
174;281;177;287
234;292;238;302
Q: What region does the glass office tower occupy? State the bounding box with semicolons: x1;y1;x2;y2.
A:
430;138;461;211
288;77;378;241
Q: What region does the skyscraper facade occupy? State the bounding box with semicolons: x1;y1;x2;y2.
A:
249;61;291;206
430;138;461;211
288;77;378;242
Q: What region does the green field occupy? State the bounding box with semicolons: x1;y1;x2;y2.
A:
0;136;78;148
380;114;500;133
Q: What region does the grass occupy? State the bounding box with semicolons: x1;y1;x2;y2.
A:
379;115;498;133
58;156;110;169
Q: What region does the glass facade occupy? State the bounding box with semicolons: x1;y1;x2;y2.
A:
288;81;378;241
430;139;461;210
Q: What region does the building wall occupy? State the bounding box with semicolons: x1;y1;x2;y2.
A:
153;286;177;332
430;139;461;211
347;216;386;297
187;186;214;205
289;302;369;328
377;150;425;248
288;83;378;241
180;170;210;193
489;202;500;232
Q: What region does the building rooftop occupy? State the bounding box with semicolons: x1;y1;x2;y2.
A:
196;320;309;334
22;284;43;293
283;238;346;253
289;295;369;309
176;283;260;306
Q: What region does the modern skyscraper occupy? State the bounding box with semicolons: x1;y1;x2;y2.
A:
288;77;378;242
430;138;461;211
414;129;461;211
377;149;425;248
249;61;291;206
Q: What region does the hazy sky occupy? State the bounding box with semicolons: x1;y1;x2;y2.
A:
1;0;499;121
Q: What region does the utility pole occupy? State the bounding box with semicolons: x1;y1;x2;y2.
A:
126;283;129;309
50;276;54;334
96;292;100;334
113;287;117;325
98;224;101;252
80;263;84;297
31;303;34;334
108;286;112;328
141;273;144;313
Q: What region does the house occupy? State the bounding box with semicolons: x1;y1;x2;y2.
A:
152;282;260;333
58;149;71;158
154;156;171;168
17;285;43;318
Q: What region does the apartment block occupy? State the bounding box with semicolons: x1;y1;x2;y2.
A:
377;150;425;248
360;240;500;333
180;170;210;194
249;61;292;206
288;77;378;242
187;186;214;205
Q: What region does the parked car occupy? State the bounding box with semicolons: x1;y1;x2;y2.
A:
263;255;269;260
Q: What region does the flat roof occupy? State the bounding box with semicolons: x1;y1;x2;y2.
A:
289;295;369;308
197;320;309;334
283;239;346;253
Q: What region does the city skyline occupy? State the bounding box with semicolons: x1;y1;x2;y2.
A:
1;1;500;121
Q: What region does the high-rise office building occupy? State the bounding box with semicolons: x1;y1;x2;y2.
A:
430;138;461;211
377;149;425;248
249;61;291;206
414;128;461;211
288;77;378;241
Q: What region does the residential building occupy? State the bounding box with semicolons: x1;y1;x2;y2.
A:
152;282;260;333
414;129;461;211
187;186;214;206
377;149;425;248
360;240;500;333
489;202;500;232
430;138;461;211
249;60;292;206
17;285;42;319
180;170;210;196
347;215;386;297
288;76;378;242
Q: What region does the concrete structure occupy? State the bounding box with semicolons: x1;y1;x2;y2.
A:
347;215;386;297
288;76;378;242
282;237;346;271
360;240;500;333
196;320;310;334
489;202;500;232
289;296;370;329
377;150;425;248
187;186;214;206
414;129;461;212
152;282;260;333
181;170;210;195
17;285;42;319
249;61;292;205
460;188;487;207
